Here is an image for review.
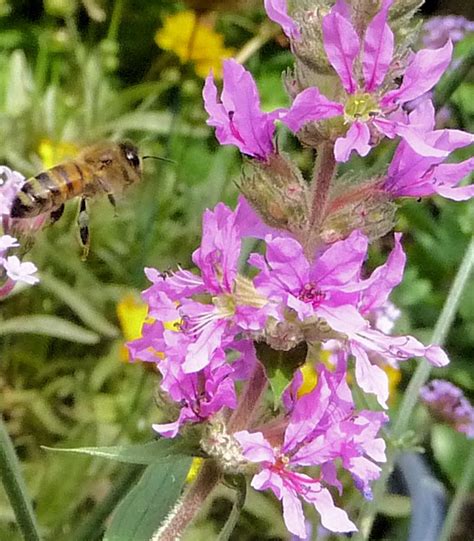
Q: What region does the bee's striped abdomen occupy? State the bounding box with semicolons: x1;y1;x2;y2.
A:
10;162;86;219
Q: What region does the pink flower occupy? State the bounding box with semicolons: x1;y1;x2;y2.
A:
251;231;449;407
152;347;237;438
234;366;387;538
281;0;455;162
383;101;474;201
129;200;271;373
264;0;301;41
203;60;283;160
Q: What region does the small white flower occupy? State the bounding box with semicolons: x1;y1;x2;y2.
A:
3;256;39;285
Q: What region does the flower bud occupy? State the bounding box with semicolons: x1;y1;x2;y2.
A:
238;152;310;237
200;418;252;474
320;179;396;243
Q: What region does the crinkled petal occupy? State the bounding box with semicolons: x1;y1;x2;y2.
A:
306;487;357;533
363;0;394;91
312;229;368;287
234;430;276;463
358;233;405;313
334;121;371;162
282;486;307;538
351;341;389;408
264;0;301;40
381;41;453;105
322;10;360;94
376;119;450;158
203;60;278;159
281;87;343;133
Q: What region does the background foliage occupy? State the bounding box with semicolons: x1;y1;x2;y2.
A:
0;0;472;539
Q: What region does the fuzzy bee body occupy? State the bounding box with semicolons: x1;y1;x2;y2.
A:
10;141;142;219
9;141;142;257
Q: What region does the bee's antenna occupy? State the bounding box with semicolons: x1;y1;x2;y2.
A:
142;155;176;164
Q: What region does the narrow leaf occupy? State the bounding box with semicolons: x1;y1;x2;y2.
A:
0;315;100;344
40;272;118;338
43;438;196;465
104;458;192;541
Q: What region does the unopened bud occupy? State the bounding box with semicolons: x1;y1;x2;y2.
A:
238;152;310;237
201;419;252;474
320;179;396;243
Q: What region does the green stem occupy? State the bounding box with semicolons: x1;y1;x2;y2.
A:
106;0;125;42
355;235;474;540
0;416;41;541
70;464;144;541
216;477;247;541
438;444;474;541
435;47;474;108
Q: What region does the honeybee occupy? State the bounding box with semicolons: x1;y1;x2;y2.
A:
10;141;143;257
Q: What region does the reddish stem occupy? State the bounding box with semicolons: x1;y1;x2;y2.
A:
152;460;221;541
309;142;337;229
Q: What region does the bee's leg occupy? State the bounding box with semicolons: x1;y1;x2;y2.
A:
50;204;65;224
77;197;90;260
107;193;118;216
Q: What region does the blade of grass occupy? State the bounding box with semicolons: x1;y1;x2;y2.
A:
0;416;41;541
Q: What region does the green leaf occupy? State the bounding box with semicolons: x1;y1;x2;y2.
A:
40;272;119;338
42;438;197;465
255;342;308;409
0;315;100;344
104;458;192;541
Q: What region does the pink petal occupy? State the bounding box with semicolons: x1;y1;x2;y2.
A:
425;345;449;367
307;487;357;533
375;119;450;158
282;487;307;538
313;229;368;287
334;121;371;162
281;87;343;133
358;233;406;313
322;10;360;94
264;0;301;40
233;430;276;463
381;40;453;105
351;341;389;408
363;0;394;91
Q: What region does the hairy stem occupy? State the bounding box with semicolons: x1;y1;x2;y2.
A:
227;361;268;432
309;142;336;230
151;460;221;541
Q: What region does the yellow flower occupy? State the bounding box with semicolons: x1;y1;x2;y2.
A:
384;364;402;403
297;362;318;397
116;294;149;362
37;138;78;169
155;11;234;79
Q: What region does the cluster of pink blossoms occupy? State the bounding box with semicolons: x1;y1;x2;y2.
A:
0;166;40;296
129;0;474;538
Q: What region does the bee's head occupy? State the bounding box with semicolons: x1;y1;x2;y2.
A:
119;141;141;174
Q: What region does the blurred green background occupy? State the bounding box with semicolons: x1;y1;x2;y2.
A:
0;0;472;540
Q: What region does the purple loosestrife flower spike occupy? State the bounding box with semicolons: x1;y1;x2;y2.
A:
420;380;474;438
203;59;284;160
281;0;455;162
